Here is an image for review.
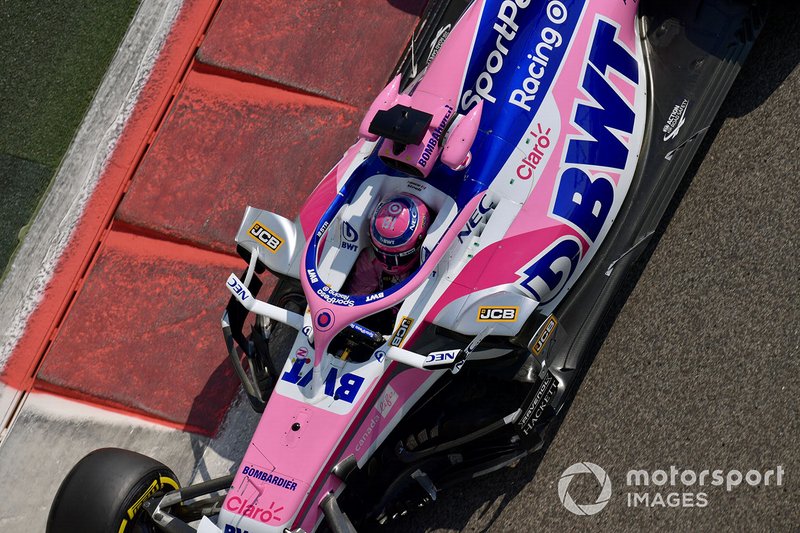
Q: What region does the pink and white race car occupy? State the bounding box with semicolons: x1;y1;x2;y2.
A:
48;0;766;531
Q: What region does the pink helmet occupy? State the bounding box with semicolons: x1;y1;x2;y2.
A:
370;194;430;276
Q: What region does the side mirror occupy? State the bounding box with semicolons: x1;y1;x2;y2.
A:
441;100;483;170
358;75;402;141
235;207;305;278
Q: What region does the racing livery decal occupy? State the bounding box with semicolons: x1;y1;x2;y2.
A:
391;316;415;347
516;370;559;436
248;221;284;252
511;14;643;307
476;306;518;322
457;0;587;200
224;497;284;524
516;123;554;181
531;314;558;356
341;220;359;251
280;359;365;404
516;237;582;304
663;98;690;141
547;17;638;239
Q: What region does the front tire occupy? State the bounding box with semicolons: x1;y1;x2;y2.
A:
47;448;180;533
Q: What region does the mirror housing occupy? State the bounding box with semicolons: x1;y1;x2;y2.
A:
235;207;305;278
358;75;402;141
441;100;483;170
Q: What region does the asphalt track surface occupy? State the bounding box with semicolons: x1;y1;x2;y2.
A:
385;5;799;533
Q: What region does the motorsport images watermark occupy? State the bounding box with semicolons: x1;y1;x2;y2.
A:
558;463;785;515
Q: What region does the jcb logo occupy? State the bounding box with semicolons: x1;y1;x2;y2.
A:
391;317;414;347
249;222;284;252
477;306;518;322
531;315;557;356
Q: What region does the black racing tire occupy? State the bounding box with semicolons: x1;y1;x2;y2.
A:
47;448;180;533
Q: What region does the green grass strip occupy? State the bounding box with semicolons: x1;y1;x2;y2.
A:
0;0;139;276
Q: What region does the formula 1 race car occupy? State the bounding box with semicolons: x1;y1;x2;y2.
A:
48;0;766;531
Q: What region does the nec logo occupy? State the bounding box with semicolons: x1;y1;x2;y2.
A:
248;221;283;252
226;275;250;303
391;317;414;347
477;306;518;322
457;195;496;244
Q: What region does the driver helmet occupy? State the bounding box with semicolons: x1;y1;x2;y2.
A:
370;193;430;276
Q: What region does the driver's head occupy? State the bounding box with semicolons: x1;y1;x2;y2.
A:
369;193;430;276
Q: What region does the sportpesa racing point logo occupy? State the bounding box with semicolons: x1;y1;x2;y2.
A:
558;462;612;516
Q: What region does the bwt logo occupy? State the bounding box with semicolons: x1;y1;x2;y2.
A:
517;17;640;306
342;220;359;251
281;361;364;404
477;306;518;322
249;221;284;252
558;462;612;516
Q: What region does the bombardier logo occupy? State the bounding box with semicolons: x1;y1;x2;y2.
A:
477;306;518;322
249;222;283;252
418;105;453;168
241;466;298;491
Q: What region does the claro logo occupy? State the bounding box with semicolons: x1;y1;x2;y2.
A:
224;496;284;524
